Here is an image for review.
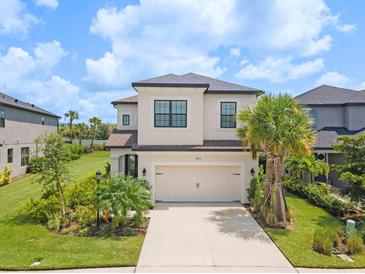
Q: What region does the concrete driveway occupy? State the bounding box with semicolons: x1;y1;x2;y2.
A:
136;203;296;273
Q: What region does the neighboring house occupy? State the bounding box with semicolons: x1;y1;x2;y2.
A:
0;91;59;177
106;73;262;203
295;85;365;188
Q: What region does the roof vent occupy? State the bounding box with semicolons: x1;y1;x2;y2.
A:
31;104;35;107
15;99;18;102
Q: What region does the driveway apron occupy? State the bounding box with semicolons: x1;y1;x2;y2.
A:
136;203;296;273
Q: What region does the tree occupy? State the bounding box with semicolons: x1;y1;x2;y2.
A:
89;117;102;148
64;110;79;138
238;94;314;227
74;123;89;145
333;133;365;205
34;133;71;221
284;155;329;180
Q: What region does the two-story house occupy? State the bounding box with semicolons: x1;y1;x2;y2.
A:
295;85;365;187
0;91;59;177
106;73;262;203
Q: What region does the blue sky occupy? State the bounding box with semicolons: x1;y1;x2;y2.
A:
0;0;364;122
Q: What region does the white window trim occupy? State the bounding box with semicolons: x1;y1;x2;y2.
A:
120;112;133;128
216;98;240;132
150;96;191;131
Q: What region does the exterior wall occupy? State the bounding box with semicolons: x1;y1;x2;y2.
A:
328;153;347;188
116;104;138;130
310;106;345;130
136;86;205;145
0;105;58;176
345;105;365;131
204;93;257;140
137;151;258;203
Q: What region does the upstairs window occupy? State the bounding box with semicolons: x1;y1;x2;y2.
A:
309;108;317;129
0;107;5;127
21;147;30;166
220;102;237;128
154;100;187;128
122;114;130;126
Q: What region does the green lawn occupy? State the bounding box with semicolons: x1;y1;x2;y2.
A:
0;152;144;270
266;192;365;268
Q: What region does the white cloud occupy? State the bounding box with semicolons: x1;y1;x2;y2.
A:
34;0;59;9
316;71;351;87
359;81;365;91
337;23;356;33
235;57;324;82
0;42;80;116
229;47;241;57
85;0;350;88
0;0;39;37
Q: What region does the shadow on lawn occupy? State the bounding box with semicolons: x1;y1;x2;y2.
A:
4;212;39;225
207;208;272;242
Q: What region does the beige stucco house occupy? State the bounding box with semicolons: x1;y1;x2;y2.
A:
0;91;59;177
106;73;262;203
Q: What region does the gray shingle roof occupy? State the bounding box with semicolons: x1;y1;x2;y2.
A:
314;127;365;149
111;95;138;105
105;129;138;148
295;85;365;105
0;91;60;118
132;73;263;94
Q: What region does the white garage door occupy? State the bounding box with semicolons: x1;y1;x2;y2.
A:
155;165;242;202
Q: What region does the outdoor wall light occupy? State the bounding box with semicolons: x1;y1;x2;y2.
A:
142;167;146;176
250;168;255;176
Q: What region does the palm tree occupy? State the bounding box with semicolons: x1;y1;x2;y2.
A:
64;110;79;139
89;117;102;148
238;94;314;227
284;155;329;181
74;123;89;145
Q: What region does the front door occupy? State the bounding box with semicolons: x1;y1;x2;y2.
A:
125;154;138;177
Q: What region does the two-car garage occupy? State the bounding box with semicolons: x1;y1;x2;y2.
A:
154;165;243;202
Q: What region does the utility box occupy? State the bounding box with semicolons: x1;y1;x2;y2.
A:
346;219;356;237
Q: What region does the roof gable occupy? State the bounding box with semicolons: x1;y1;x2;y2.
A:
132;72;262;94
295;85;365;105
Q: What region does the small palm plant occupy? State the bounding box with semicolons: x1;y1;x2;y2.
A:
238;94;315;227
98;176;154;228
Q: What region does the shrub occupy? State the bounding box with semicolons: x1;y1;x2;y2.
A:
66;144;84;160
0;166;12;186
348;234;363;254
313;229;334;256
283;177;354;217
98;176;154;227
100;223;112;236
28;157;45;173
73;205;95;227
123;227;134;236
247;165;264;212
283;177;304;196
26;195;62;229
79;226;95;237
66;175;96;209
92;144;105;151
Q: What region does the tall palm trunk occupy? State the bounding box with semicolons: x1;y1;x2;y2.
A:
272;156;287;224
264;156;274;200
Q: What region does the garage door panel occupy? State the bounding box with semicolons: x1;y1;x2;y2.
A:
155;165;242;202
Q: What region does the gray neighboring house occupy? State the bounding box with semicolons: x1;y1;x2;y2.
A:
0;91;59;177
295;85;365;188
